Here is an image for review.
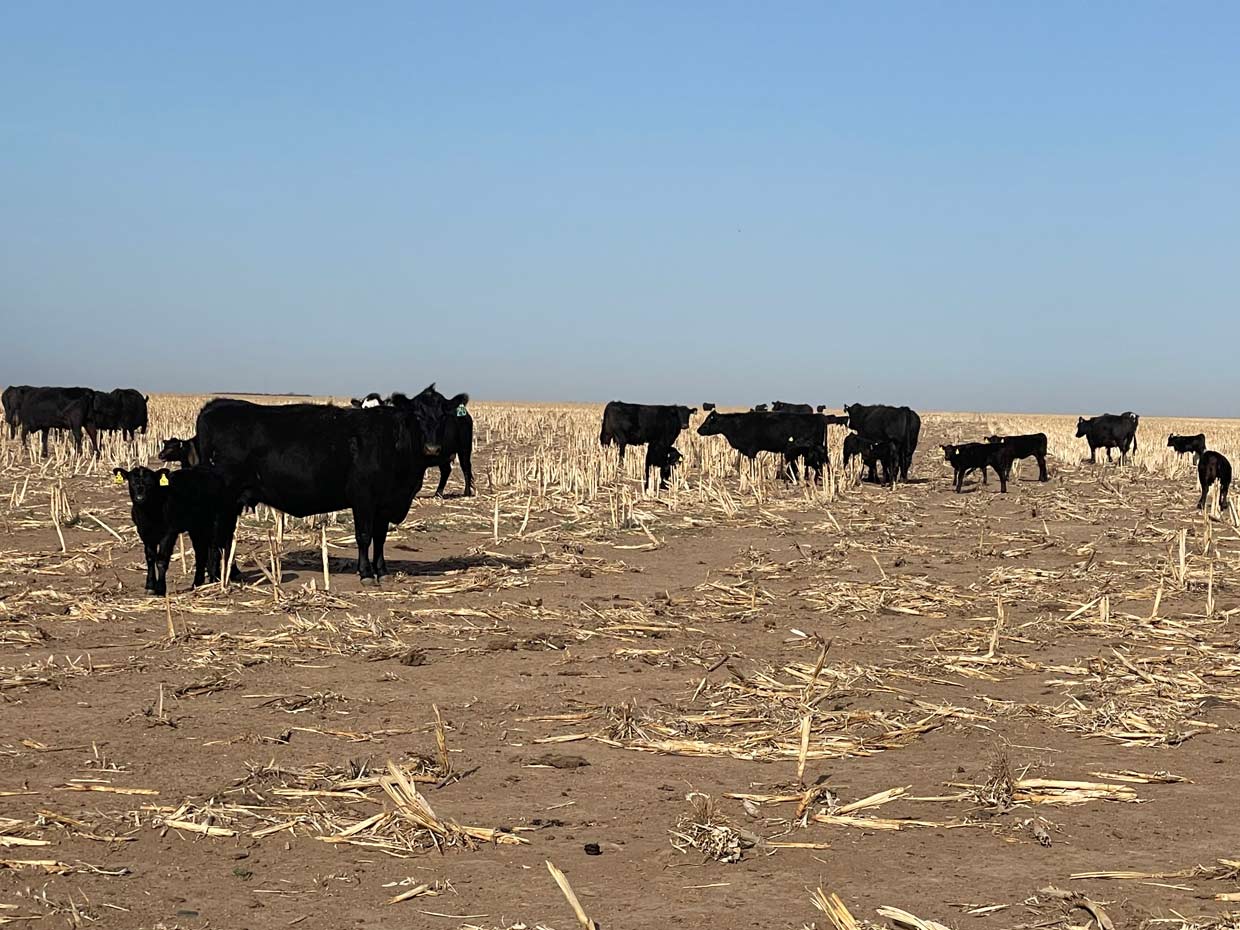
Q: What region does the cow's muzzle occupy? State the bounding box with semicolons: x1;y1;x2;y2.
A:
424;444;442;457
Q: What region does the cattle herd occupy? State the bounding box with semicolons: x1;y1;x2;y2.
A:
0;386;1233;595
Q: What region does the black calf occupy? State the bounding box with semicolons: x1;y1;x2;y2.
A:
986;433;1049;481
1198;451;1232;510
1169;434;1206;461
943;442;1014;493
113;466;235;595
159;436;201;467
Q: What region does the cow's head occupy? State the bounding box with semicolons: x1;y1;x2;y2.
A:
1075;417;1090;437
702;402;716;411
158;437;198;466
941;444;957;462
1167;434;1177;447
677;406;696;429
697;410;722;436
664;447;683;469
113;466;170;505
390;384;448;456
752;403;768;412
985;435;1002;444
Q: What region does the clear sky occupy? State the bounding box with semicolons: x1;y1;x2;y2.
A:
2;3;1237;414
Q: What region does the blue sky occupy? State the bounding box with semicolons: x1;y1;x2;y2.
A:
2;3;1237;414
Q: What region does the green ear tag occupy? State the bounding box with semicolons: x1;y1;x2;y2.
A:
456;405;467;417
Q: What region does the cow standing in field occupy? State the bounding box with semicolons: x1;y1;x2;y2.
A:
986;433;1049;481
352;390;475;496
3;385;31;439
1077;412;1139;464
771;401;813;414
195;386;447;582
1169;434;1207;462
842;435;898;486
17;386;100;455
113;465;235;595
600;401;696;489
942;442;1014;493
843;403;921;482
1198;451;1231;510
697;410;832;484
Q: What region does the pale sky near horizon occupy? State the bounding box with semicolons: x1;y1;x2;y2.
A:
2;3;1237;415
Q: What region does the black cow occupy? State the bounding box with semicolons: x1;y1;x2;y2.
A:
843;403;921;482
842;433;863;471
350;392;384;409
600;401;695;489
697;410;831;484
17;386;99;455
855;436;898;486
702;402;716;411
2;385;31;439
110;389;148;439
771;401;813;414
986;433;1049;481
1198;451;1232;511
942;442;1014;493
1169;434;1207;462
159;436;202;467
1077;412;1139;464
196;386;447;582
416;391;474;497
113;465;235;595
751;403;769;412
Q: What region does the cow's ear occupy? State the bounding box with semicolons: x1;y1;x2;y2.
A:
350;398;362;407
447;393;469;409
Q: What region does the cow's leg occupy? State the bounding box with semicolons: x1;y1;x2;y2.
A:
210;509;239;583
435;459;451;497
1037;453;1048;481
458;446;474;496
411;466;427;499
41;429;51;456
353;509;376;582
1221;472;1231;509
189;529;209;588
998;464;1009;493
143;542;158;593
955;468;964;493
86;424;100;456
617;443;626;462
372;520;391;578
785;453;800;483
643;446;658;490
153;534;176;596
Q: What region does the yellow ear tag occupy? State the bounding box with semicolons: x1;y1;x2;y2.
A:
113;473;124;485
159;474;170;487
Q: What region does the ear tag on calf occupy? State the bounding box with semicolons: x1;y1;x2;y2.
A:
113;474;125;485
456;405;467;417
159;474;170;487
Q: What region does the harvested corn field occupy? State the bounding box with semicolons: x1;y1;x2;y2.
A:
3;395;1240;930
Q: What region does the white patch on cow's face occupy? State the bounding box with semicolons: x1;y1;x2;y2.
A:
362;398;380;408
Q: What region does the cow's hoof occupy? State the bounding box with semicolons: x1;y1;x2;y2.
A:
360;576;378;586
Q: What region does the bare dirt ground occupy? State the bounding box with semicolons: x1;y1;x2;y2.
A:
3;399;1240;930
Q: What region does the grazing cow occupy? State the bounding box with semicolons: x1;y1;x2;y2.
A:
196;386;447;582
1198;451;1232;510
697;410;831;484
110;389;148;439
1168;434;1207;462
17;386;99;455
771;401;814;414
1076;412;1139;464
702;402;716;411
113;465;235;594
600;401;695;489
159;436;201;467
843;403;921;481
942;442;1014;493
986;433;1050;481
3;385;31;439
856;436;899;486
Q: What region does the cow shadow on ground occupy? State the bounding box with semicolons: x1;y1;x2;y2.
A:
278;550;535;577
